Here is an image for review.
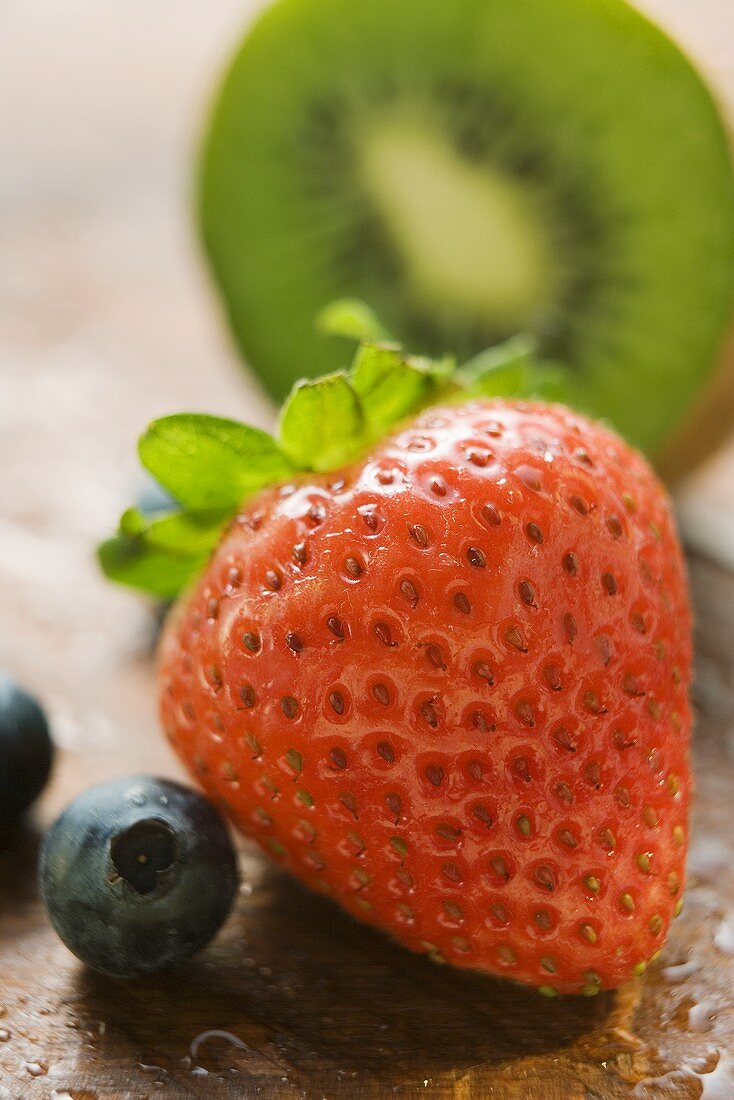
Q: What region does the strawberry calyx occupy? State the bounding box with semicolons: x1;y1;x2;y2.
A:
99;301;565;599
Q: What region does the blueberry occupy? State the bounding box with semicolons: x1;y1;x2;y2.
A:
40;776;238;976
0;673;54;824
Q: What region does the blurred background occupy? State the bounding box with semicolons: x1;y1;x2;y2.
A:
1;0;732;756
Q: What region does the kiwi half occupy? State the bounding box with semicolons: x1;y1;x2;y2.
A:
199;0;734;469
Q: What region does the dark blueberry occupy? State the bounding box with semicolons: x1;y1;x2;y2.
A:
40;776;238;977
0;673;54;824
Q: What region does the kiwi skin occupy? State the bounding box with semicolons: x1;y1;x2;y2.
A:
198;0;734;477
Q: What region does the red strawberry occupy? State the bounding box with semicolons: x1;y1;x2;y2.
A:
154;396;691;996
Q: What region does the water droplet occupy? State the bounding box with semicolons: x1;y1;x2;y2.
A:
700;1053;734;1098
661;958;700;983
190;1029;249;1062
24;1062;48;1077
633;1052;734;1099
633;1065;700;1096
715;913;734;954
688;1001;715;1033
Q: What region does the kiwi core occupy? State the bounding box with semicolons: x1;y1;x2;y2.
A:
360;122;554;330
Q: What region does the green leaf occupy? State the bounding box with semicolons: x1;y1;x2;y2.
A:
459;334;538;388
316;298;393;344
99;506;229;598
464;360;533;398
458;333;562;399
278;374;365;471
122;507;230;555
139;414;293;511
526;362;569;402
118;507;148;538
461;333;573;403
101;330;576;603
350;343;445;431
98;536;206;599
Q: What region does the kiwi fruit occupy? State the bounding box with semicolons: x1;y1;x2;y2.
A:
199;0;734;472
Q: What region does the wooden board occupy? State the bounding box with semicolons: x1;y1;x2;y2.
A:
3;2;734;1097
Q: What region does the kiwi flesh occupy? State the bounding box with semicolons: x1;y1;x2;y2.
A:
199;0;734;468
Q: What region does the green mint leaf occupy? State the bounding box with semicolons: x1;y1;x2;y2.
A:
139;414;292;511
350;343;446;431
98;536;206;599
278;374;365;471
316;298;393;344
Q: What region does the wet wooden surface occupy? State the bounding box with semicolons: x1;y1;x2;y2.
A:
2;1;734;1097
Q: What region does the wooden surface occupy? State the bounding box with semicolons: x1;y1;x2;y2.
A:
3;2;734;1097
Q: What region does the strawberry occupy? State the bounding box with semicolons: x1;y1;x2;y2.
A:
101;331;691;996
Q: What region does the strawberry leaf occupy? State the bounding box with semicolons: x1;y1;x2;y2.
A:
456;334;573;404
121;507;230;554
278;374;366;471
316;298;393;344
98;506;230;598
527;363;569;402
98;536;206;600
351;343;451;432
139;414;292;511
458;334;539;395
118;507;149;538
101;330;572;602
